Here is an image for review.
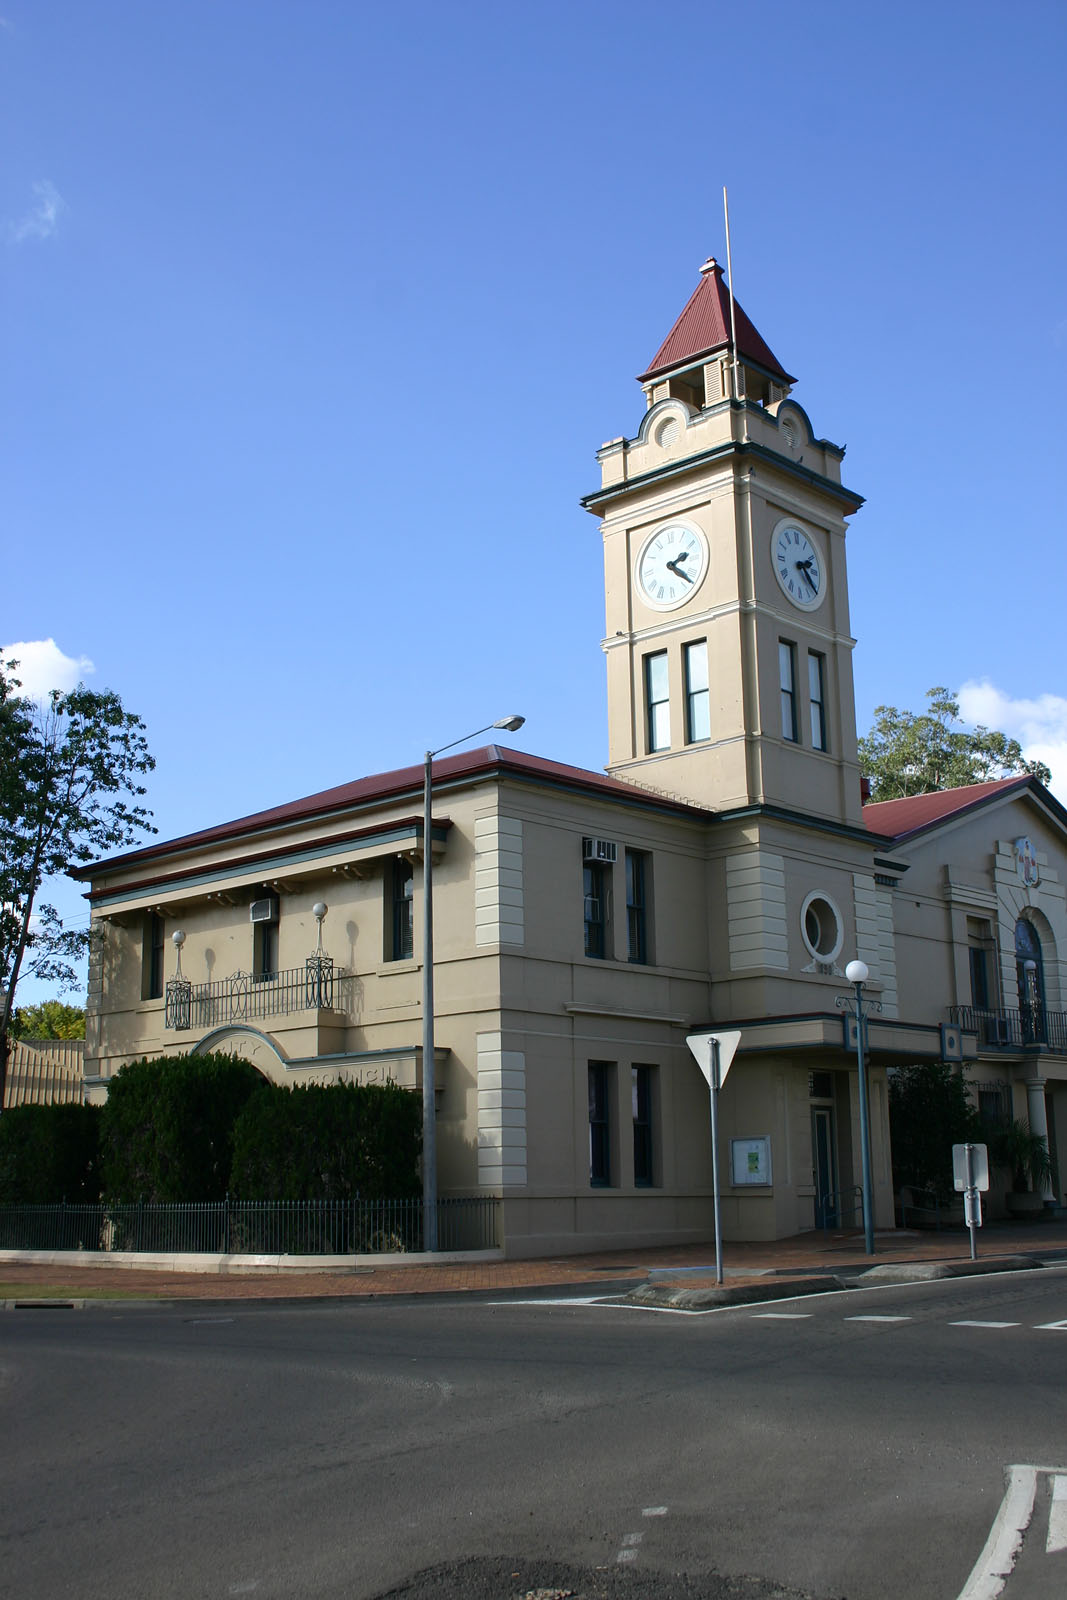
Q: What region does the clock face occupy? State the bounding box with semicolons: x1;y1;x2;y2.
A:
635;523;708;610
771;523;825;610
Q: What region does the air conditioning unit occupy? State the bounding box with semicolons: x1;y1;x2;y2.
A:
250;896;279;925
582;837;617;864
988;1017;1010;1046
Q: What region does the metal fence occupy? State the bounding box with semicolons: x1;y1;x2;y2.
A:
0;1196;499;1255
949;1005;1067;1052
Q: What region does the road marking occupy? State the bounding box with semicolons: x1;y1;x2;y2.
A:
956;1464;1036;1600
1035;1319;1067;1330
845;1314;912;1323
751;1312;812;1319
1048;1475;1067;1555
949;1321;1020;1329
643;1506;668;1517
487;1296;610;1307
616;1531;643;1564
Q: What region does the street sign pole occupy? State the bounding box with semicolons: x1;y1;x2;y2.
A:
686;1030;740;1289
965;1142;978;1261
953;1141;988;1262
709;1038;723;1286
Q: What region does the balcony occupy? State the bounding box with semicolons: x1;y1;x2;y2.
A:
949;1005;1067;1054
165;957;353;1031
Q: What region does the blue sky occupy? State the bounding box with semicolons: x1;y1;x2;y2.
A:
3;1;1066;1003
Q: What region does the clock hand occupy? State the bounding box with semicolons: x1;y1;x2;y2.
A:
665;558;693;583
796;559;818;594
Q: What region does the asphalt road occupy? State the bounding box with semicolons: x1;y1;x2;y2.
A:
2;1266;1066;1600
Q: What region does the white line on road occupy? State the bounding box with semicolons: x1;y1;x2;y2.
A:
845;1315;912;1323
949;1321;1020;1329
1035;1319;1067;1330
1048;1475;1067;1555
643;1506;668;1517
751;1312;812;1319
956;1464;1037;1600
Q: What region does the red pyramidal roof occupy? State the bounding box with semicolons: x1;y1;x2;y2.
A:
639;257;795;385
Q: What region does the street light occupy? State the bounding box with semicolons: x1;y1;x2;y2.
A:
421;714;525;1251
844;958;876;1255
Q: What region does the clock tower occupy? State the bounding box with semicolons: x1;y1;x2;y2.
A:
583;257;866;828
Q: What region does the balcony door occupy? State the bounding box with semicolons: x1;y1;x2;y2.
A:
1016;918;1046;1044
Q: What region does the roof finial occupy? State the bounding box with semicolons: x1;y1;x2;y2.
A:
700;255;721;276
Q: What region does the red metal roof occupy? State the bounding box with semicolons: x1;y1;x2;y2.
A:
861;777;1030;843
76;746;710;879
639;257;795;385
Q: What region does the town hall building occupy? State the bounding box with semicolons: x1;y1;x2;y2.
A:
76;259;1067;1255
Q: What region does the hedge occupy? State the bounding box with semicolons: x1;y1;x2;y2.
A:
0;1102;102;1204
229;1080;421;1201
99;1053;265;1202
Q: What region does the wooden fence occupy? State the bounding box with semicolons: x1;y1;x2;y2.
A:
3;1039;85;1108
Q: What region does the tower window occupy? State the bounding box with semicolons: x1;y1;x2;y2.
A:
589;1062;613;1186
387;857;414;961
142;912;165;1001
808;651;827;751
779;641;799;742
253;910;278;981
632;1065;655;1186
584;860;610;959
625;848;650;964
684;640;710;743
644;651;670;752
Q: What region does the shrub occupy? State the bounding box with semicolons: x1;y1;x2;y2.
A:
99;1053;265;1202
0;1102;102;1203
229;1081;421;1201
888;1061;980;1204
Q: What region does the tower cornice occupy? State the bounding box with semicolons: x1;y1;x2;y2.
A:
581;437;865;517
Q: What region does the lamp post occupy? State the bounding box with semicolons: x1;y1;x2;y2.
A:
421;714;525;1252
844;958;876;1255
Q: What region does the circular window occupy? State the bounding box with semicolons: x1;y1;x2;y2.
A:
800;891;843;964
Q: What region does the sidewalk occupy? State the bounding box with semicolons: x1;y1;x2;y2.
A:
3;1219;1067;1305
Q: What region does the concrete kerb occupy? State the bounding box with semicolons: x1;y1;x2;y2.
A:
624;1251;1056;1311
0;1247;505;1275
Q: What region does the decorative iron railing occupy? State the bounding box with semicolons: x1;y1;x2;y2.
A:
165;960;354;1031
949;1005;1067;1053
0;1195;500;1255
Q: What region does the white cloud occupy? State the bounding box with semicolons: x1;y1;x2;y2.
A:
1;639;95;699
10;179;65;243
958;679;1067;800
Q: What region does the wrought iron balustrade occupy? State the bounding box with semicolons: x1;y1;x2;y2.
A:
165;960;354;1031
949;1005;1067;1053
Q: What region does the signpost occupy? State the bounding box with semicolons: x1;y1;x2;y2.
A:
686;1030;741;1285
953;1142;990;1261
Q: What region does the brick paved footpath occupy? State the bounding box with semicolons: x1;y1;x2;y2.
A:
2;1219;1066;1304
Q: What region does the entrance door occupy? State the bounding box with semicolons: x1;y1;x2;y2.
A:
812;1105;838;1227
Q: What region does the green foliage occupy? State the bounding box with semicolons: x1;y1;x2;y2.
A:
987;1118;1053;1194
859;686;1051;802
0;659;155;1102
229;1081;421;1201
888;1061;979;1203
0;1102;102;1203
10;1000;86;1040
99;1053;264;1202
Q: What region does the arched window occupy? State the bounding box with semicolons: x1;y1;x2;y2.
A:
1015;918;1045;1042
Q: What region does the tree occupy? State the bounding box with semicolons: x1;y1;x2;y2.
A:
0;660;155;1107
9;1000;86;1040
859;686;1051;802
